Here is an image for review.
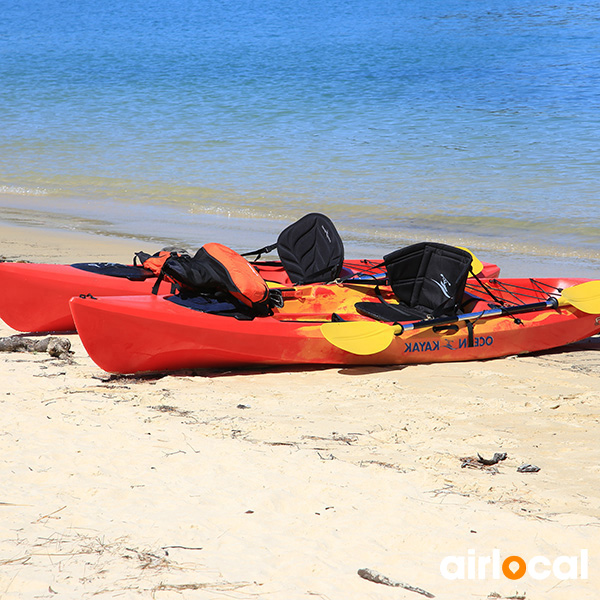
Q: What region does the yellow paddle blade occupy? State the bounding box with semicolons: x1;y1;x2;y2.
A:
457;247;484;275
320;321;400;355
558;280;600;314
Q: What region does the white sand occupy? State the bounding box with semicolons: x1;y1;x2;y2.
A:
1;224;599;599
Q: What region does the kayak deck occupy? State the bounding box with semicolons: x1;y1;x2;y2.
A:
0;258;500;333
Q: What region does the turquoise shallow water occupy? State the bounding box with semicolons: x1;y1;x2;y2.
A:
1;0;599;276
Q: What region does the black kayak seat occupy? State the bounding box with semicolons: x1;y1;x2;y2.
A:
276;213;345;284
356;242;473;322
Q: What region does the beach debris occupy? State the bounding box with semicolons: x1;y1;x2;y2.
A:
429;484;470;498
360;459;411;473
517;464;540;473
161;545;203;555
151;404;194;419
358;568;435;598
153;581;255;593
477;452;507;466
303;432;359;445
124;546;170;569
460;452;507;473
317;452;336;460
33;505;67;524
0;335;72;360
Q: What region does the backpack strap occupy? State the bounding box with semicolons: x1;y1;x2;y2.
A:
135;250;183;276
241;243;278;262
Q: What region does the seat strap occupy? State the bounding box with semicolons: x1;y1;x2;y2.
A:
241;243;278;262
465;319;475;347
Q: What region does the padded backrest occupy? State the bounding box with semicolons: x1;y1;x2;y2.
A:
276;213;345;284
384;242;473;317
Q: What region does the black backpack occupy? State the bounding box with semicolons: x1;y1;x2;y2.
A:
154;243;272;316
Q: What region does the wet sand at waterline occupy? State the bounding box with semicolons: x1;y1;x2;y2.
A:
1;224;599;599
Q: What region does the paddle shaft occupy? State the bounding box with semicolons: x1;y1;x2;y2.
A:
395;297;560;335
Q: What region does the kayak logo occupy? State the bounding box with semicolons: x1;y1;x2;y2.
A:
405;335;494;353
433;273;452;299
321;225;332;243
440;549;588;581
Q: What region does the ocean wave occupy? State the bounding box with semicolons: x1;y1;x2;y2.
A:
0;185;48;196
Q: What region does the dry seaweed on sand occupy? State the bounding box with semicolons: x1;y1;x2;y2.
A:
358;568;435;597
0;335;73;360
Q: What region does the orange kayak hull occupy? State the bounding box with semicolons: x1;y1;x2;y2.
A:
69;278;599;374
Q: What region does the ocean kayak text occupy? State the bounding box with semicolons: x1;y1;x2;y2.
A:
404;336;494;353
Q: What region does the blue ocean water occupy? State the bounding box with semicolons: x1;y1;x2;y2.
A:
1;0;599;275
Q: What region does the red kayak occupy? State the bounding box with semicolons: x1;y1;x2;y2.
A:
69;278;599;375
0;258;502;333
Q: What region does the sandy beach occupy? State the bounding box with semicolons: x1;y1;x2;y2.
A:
1;224;600;599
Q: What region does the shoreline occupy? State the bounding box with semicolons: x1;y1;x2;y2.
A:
2;193;600;279
1;224;600;597
0;222;149;264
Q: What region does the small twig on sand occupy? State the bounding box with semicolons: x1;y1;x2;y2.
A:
0;554;31;566
153;581;253;593
0;336;73;360
358;568;435;598
33;505;67;524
